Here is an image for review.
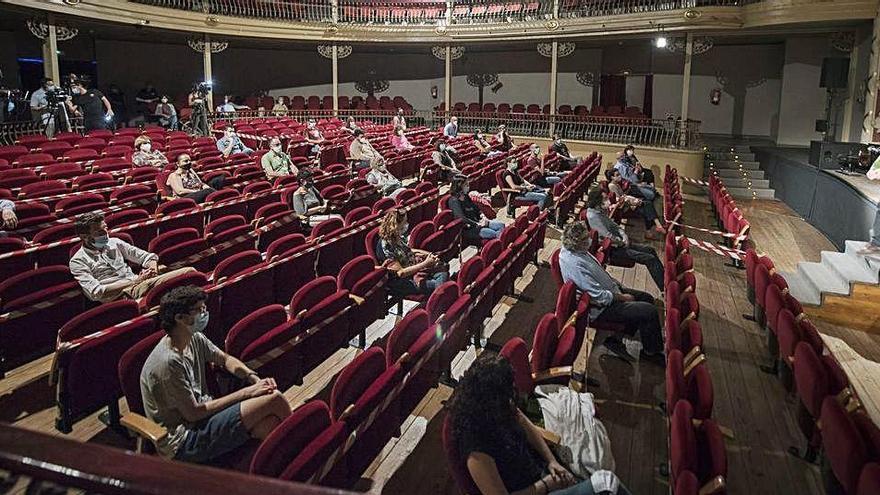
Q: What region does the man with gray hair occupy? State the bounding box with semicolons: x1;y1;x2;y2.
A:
558;221;664;365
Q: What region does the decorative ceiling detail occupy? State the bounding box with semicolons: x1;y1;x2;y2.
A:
576;71;597;87
432;45;464;61
466;73;499;88
667;36;714;55
537;42;576;58
318;44;352;59
187;38;229;53
831;32;855;53
27;20;79;41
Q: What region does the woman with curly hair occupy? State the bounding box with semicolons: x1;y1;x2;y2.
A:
448;353;629;495
377;209;449;297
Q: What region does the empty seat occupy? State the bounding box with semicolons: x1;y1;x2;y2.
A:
666;349;713;420
669;401;727;494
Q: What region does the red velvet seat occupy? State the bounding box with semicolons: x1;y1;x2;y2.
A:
337;255;387;343
531;313;578;380
19;179;69;200
13;152;55;168
0;168;40;189
457;255;495;335
39;141;74;159
385;308;438;419
138;270;209;311
205;214;253;259
666;349;713;420
426;281;473;369
669;401;727;494
820;396;870;494
73;172;117;191
792;341;849;462
58;299;141;343
62;148;99;162
441;413;481;495
225;304;300;388
55;192;106;217
858;463;880;495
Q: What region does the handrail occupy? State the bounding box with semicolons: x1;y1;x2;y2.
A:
0;422;352;494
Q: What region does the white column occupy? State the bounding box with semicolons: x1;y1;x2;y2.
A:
841;32;860;141
42;18;60;83
862;11;880;143
445;0;453;24
445;46;452;116
549;41;558;137
203;34;214;112
332;44;339;115
680;33;693;147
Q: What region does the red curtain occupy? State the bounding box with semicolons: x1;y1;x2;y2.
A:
643;74;654;118
599;74;626;109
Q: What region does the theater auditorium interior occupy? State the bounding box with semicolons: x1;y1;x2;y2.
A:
2;0;880;494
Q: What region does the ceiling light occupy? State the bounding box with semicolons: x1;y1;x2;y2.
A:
655;36;668;48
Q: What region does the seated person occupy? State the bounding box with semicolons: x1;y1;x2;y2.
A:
391;126;414;152
1;199;17;235
502;158;550;217
377;209;449;297
271;99;288;116
349;128;384;170
550;134;581;170
342;116;360;135
167;154;225;204
140;285;292;464
366;160;405;198
473;129;502;159
261;137;298;180
392;108;407;130
215;95;238;113
585;188;664;292
290;169;342;227
526;145;567;188
216;126;254;158
132;135;169;169
69;211;195;302
559;221;664;365
443;116;459;138
429;140;460;182
613;145;655;201
605;168;665;237
449;353;631;495
448;175;504;242
303;119;325;158
154;95;178;129
495;124;514;152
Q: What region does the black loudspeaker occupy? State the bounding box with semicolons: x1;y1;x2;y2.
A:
820;58;850;89
815;120;828;133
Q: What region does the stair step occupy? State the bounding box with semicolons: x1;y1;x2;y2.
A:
844;240;880;275
706;177;770;189
798;261;851;297
710;169;765;179
781;270;821;306
707;161;761;170
822;251;880;285
705;145;752;153
705;152;756;161
724;187;775;199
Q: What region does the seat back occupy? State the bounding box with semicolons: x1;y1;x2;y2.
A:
385;309;431;366
58;299;141;343
500;336;534;395
118;331;164;415
441;414;482;495
821;395;869;494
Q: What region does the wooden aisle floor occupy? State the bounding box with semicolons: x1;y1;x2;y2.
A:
2;192;876;495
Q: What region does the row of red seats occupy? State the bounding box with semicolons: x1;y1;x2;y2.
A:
707;174;751;253
436;102;645;118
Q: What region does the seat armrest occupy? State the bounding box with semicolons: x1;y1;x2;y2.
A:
537;426;561;447
349;294;365;306
683;353;706;377
698;475;726;495
532;366;573;384
121;412;168;445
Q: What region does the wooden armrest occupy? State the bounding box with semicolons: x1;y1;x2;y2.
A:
698;475;726;495
349;294;365;306
397;351;412;365
683;353;706;377
121;412;168;445
537;427;561;447
532;366;573;383
683;346;702;367
835;387;853;406
682;311;697;323
795;312;807;323
295;309;308;319
562;311;578;331
338;404;355;421
845;396;862;414
692;419;735;439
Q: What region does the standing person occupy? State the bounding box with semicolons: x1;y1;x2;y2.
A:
392;108;407;130
605;168;665;237
67;78;114;132
106;85;128;127
155;95;178;129
131;136;169;169
261;137;298;179
216;126;254;158
134;83;160;122
140;285;292;463
613;145;655;201
558;221;664;365
858;156;880;255
366;160;404;198
448;353;631;495
448;175;504;242
585;188;665;292
495;124;514;152
349;128;384;170
166;154;225;204
377;209;449;297
550;134;582;170
444;116;459;138
29;78;55;136
188;85;210;137
271;99;288;116
502;158;550;216
1;199;17;236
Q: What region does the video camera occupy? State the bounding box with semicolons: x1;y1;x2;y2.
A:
46;87;70;107
196;81;212;98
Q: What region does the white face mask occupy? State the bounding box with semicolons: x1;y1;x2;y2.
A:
271;144;282;152
161;99;168;104
477;133;483;139
532;148;540;155
439;144;446;151
141;143;152;153
399;222;409;235
626;149;634;157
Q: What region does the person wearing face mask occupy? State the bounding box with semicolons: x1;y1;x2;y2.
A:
69;211;196;302
303;119;325;159
154;95;178;129
342;116;361;135
550;134;581;170
261;137;298;179
377;209;449;297
291;169;342;227
559;221;664;365
613;145;655;201
140;285;292;464
132;136;169;169
449;175;504;243
271;98;289;116
217;126;254;158
349;128;384;170
604;169;665;237
444;116;459;137
30;78;57;136
430;140;460;182
391;126;414;152
495;124;514;152
167;154;225;204
366;160;405;198
66;78;114;132
216;95;237;114
392;108;408;130
527;145;567;188
503;158;550;217
585;188;665;292
473;129;502;159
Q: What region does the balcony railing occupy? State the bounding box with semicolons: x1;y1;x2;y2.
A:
129;0;753;25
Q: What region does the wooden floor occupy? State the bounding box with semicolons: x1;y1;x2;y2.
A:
3;191;879;494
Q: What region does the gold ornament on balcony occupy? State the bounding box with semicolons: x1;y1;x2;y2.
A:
205;15;220;26
187;38;229;54
317;45;352;59
537;42;575;58
432;46;464;61
683;9;702;20
545;20;560;30
27;20;79;41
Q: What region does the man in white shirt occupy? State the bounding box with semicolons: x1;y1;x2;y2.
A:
216;95;237;113
392;108;407;130
443;116;458;137
30;78;55;136
69;211;195;302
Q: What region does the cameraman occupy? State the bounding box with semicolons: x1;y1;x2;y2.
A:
30;78;55;136
188;83;209;137
67;78;113;132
